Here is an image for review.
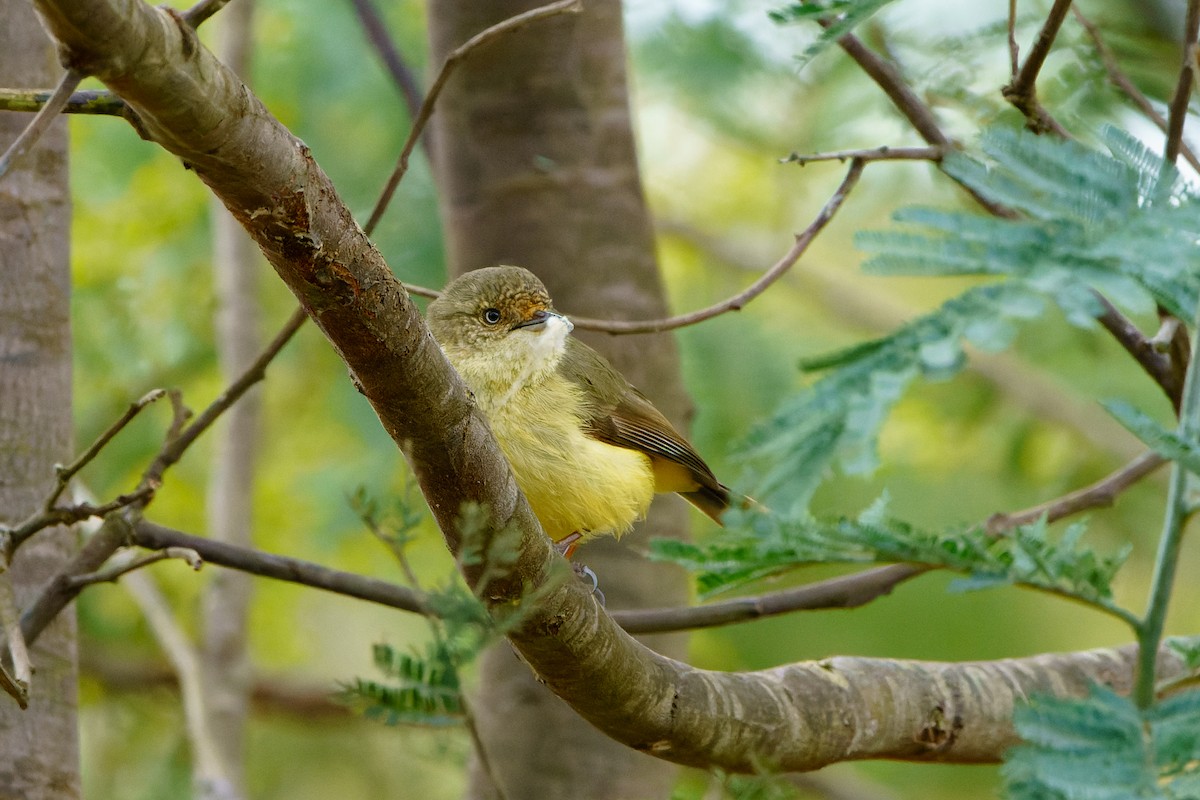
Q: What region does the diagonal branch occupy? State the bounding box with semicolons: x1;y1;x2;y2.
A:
569;159;864;334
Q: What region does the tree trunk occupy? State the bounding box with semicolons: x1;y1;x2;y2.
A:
0;2;80;797
426;2;692;797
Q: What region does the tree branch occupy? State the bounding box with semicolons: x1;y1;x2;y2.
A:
569;159;864;334
363;0;583;235
1000;0;1074;135
1166;0;1200;166
781;145;943;166
0;69;81;179
1073;7;1200;174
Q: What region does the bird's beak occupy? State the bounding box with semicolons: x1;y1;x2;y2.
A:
512;309;573;333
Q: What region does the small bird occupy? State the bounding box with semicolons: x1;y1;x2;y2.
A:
427;266;730;557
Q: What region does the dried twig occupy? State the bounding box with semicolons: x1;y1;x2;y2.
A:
781;145;943;166
0;69;81;180
1007;0;1020;79
1094;296;1185;412
569;159;865;334
66;547;203;589
364;0;583;235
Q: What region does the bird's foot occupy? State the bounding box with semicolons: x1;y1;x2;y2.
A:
553;531;582;560
572;562;605;607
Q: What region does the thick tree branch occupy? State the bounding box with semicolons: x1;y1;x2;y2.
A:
1165;0;1200;166
32;0;1197;772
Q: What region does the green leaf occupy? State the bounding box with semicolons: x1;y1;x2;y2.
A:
1003;686;1200;799
653;505;1131;609
860;127;1200;321
1103;399;1200;475
768;0;902;67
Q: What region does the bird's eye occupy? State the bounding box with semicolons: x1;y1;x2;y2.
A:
481;308;502;325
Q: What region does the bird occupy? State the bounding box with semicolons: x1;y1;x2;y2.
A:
426;266;730;557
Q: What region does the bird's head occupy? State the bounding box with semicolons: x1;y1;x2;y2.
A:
427;266;574;384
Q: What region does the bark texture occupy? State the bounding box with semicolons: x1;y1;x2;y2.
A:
0;2;79;797
426;2;690;797
27;0;1195;779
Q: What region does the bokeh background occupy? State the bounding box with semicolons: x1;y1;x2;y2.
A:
66;1;1197;797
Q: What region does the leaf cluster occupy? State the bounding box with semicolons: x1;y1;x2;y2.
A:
736;127;1200;513
1004;686;1200;799
654;501;1129;611
768;0;901;66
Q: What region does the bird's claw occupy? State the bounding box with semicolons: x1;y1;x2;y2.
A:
572;563;605;607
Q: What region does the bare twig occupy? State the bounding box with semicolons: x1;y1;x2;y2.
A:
1007;0;1020;79
46;389;167;510
346;0;428;159
1001;0;1074;135
1165;0;1200;165
833;31;1016;218
0;69;81;180
781;145;943;166
132;521;430;614
363;0;583;235
986;451;1167;535
1095;296;1185;412
0;573;30;708
66;547;203;589
569;159;865;334
1073;8;1200;173
0;88;126;116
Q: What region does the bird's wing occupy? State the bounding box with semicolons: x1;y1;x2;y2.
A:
561;339;730;523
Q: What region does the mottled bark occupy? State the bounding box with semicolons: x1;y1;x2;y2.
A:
0;1;79;797
426;1;689;797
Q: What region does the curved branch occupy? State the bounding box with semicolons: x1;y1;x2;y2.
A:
568;160;864;334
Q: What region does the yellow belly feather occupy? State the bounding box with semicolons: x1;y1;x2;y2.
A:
485;373;654;543
445;342;653;542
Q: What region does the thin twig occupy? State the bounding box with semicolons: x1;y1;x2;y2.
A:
1165;0;1200;165
0;572;30;708
569;159;865;334
0;88;126;116
1001;0;1074;135
66;547;203;589
1072;8;1200;173
1007;0;1020;79
985;452;1167;535
345;0;430;164
363;0;583;235
833;31;1016;218
781;145;943;166
46;389;167;510
0;69;81;180
1094;295;1184;412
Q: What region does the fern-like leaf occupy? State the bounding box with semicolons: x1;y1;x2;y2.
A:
1003;686;1200;799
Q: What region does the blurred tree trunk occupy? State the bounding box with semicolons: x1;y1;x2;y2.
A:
0;1;80;797
426;2;692;797
200;1;260;796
